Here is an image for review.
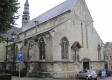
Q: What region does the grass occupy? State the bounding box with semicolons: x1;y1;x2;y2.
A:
12;76;26;78
12;76;18;78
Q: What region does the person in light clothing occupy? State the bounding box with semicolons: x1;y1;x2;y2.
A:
101;70;106;79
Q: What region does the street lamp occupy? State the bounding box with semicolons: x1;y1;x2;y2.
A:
11;31;16;41
4;31;16;74
11;31;16;70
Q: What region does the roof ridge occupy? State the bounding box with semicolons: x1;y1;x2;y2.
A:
19;0;77;34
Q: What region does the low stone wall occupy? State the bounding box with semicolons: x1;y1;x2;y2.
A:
26;72;39;77
26;71;79;78
52;71;79;78
0;62;4;69
25;61;103;78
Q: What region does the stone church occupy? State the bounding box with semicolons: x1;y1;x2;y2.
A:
7;0;104;78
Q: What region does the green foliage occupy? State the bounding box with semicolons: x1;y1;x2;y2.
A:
0;73;11;75
12;76;18;78
0;37;5;43
0;74;12;80
0;0;20;32
10;70;26;77
0;69;26;77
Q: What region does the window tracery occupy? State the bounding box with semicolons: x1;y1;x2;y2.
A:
39;37;45;60
61;37;69;59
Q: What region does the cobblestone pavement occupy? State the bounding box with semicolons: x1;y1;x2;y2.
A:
12;76;112;80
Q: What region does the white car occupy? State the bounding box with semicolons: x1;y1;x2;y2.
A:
77;69;97;80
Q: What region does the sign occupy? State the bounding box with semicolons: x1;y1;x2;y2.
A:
18;52;22;63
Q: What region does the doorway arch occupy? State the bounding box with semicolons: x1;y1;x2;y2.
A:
82;58;90;69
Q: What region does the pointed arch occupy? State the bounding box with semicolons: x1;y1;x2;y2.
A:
38;37;46;45
82;58;91;61
27;40;34;60
39;37;45;60
61;36;69;59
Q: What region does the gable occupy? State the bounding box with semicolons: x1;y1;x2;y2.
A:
72;0;93;22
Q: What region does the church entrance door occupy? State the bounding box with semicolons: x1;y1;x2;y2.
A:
83;62;89;69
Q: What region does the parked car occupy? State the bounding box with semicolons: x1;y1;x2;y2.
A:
98;69;111;77
77;69;97;80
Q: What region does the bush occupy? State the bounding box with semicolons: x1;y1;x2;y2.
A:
0;74;12;80
0;69;10;74
0;70;26;77
10;70;26;77
0;69;3;72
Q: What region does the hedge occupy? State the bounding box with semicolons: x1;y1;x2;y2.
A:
0;69;26;77
0;74;12;80
10;70;26;77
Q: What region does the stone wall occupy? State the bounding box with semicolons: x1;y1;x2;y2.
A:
0;43;6;62
26;62;53;77
25;61;102;78
6;0;104;78
0;62;4;70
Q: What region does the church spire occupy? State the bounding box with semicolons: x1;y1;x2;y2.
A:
22;0;30;27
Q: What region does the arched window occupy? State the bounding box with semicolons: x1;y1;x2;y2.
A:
61;37;69;59
39;37;45;60
23;18;27;20
97;44;101;60
27;41;34;60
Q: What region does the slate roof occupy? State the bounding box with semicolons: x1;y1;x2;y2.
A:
71;41;82;50
19;0;77;34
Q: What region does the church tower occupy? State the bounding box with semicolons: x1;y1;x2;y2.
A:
22;0;30;27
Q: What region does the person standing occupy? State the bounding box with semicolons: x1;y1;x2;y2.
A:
101;70;106;79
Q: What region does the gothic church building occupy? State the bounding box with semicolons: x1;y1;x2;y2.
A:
15;0;104;78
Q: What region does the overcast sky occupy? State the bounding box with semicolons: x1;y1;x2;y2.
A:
16;0;112;43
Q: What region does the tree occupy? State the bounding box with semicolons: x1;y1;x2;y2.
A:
0;0;20;42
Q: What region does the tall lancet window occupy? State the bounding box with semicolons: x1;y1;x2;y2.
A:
81;23;84;47
39;37;45;60
61;37;69;59
97;44;101;60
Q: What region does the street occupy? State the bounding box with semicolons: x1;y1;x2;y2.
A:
12;76;112;80
97;76;112;80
